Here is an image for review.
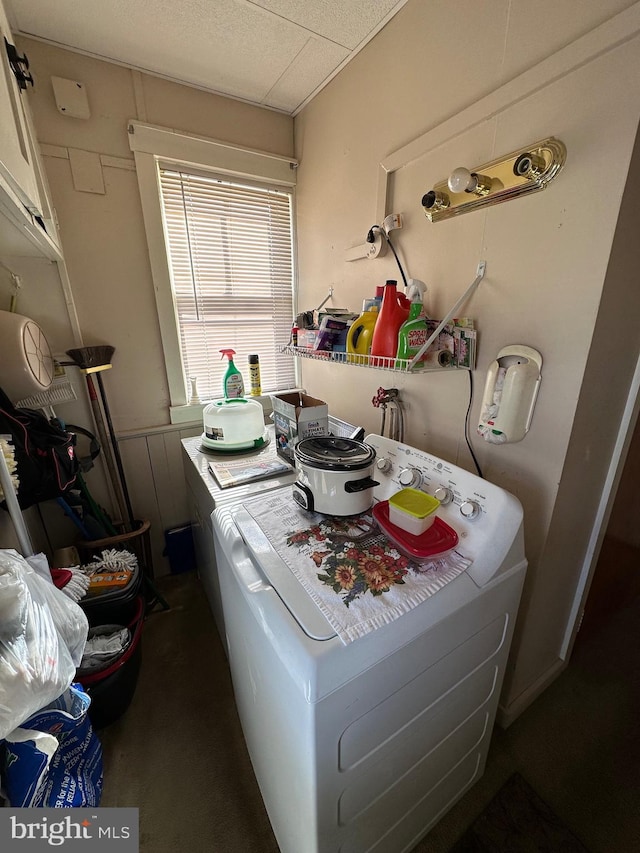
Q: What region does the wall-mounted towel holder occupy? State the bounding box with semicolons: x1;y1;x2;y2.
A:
477;345;542;444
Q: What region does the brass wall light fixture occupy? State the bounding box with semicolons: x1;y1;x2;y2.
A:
421;137;566;222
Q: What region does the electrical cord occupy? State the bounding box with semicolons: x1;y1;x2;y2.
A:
36;503;55;554
465;370;483;478
367;225;408;288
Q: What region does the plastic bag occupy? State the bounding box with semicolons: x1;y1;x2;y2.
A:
0;549;88;739
1;683;103;806
24;552;88;664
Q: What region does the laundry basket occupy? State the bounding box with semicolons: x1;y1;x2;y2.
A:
76;595;145;730
77;519;151;625
77;519;153;576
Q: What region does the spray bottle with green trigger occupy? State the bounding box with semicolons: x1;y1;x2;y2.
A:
395;280;429;364
220;349;245;398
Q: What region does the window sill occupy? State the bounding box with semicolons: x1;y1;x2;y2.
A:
169;390;303;425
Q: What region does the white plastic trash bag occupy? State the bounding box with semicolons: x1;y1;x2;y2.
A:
0;549;89;740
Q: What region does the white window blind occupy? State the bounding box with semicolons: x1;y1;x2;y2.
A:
159;167;295;401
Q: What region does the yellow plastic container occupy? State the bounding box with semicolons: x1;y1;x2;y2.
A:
346;306;378;364
388;488;440;535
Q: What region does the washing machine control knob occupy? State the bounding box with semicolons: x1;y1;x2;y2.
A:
376;457;392;474
460;500;480;519
434;486;453;505
399;467;422;488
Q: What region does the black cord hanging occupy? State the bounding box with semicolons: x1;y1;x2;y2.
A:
465;370;483;478
367;225;408;288
35;503;54;554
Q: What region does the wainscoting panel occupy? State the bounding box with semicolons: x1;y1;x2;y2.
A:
119;424;201;576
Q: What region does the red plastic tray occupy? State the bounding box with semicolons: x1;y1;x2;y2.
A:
372;500;458;559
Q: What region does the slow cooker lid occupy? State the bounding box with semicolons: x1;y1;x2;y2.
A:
295;436;376;470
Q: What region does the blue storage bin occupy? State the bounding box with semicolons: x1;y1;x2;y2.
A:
163;523;197;574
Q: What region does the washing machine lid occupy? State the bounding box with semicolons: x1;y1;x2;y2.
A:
234;508;337;641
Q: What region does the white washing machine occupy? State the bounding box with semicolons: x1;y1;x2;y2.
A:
182;426;297;650
211;433;527;853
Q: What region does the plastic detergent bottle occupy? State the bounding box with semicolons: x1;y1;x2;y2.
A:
370;280;410;363
396;280;429;365
220;349;244;398
362;284;385;313
346;305;378;362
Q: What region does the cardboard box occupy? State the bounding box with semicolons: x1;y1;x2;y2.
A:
297;329;320;349
314;315;348;351
271;392;329;462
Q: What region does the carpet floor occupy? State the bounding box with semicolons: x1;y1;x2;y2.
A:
99;570;640;852
448;773;590;852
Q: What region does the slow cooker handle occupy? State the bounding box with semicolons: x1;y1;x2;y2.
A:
292;481;314;511
344;476;379;493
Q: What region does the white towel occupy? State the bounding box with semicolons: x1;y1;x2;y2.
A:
242;493;471;644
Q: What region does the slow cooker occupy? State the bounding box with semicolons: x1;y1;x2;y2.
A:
292;436;379;516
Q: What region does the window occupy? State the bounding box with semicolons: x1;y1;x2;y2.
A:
129;121;297;422
159;167;295;402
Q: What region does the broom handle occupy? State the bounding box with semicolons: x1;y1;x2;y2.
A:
77;470;118;537
95;371;135;529
85;374;130;531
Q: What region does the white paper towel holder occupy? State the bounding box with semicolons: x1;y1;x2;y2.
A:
477;345;542;444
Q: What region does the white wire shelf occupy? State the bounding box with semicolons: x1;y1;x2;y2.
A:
281;346;474;373
283;262;484;374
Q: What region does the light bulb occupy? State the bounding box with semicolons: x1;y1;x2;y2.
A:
448;167;475;194
448;167;493;196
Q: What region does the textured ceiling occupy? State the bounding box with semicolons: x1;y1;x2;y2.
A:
6;0;408;114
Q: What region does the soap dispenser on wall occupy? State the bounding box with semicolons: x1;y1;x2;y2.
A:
477;345;542;444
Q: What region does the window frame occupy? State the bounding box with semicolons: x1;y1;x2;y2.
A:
129;120;299;423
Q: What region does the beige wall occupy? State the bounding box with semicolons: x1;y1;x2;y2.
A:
293;0;640;717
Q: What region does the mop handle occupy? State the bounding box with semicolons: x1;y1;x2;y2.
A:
95;371;135;528
56;497;92;540
0;436;34;556
85;373;130;529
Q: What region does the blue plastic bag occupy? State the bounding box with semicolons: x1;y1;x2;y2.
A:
1;683;103;807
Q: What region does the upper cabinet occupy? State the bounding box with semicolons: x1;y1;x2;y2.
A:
0;0;61;260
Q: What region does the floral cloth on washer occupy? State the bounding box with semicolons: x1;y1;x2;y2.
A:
287;514;412;606
242;493;472;644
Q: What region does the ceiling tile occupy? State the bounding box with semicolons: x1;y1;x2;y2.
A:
249;0;403;49
263;36;349;112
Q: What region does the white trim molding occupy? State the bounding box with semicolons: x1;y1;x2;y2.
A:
128;120;298;185
128;121;298;415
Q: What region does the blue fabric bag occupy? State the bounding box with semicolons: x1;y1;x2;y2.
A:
1;683;103;807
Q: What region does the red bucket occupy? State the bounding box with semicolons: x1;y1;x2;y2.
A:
77;595;145;729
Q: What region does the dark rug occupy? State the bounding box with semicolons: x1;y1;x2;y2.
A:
449;773;590;852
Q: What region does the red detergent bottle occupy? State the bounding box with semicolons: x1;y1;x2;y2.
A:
370;280;410;364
